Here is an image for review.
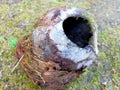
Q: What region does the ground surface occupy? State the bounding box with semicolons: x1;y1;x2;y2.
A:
0;0;120;90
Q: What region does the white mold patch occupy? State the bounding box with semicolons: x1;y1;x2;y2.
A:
49;20;96;66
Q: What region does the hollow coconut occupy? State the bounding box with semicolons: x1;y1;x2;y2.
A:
16;6;98;90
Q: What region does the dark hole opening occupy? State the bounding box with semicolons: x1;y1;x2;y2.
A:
53;67;56;70
63;17;93;48
46;67;49;71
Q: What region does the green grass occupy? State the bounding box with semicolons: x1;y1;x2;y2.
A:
0;0;119;90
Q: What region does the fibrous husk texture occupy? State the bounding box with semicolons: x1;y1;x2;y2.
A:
16;35;81;90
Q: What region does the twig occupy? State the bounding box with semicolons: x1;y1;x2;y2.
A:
11;55;24;73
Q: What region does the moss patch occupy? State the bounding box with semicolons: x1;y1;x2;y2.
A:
0;0;119;90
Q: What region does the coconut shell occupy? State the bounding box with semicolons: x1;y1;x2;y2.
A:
16;6;97;90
